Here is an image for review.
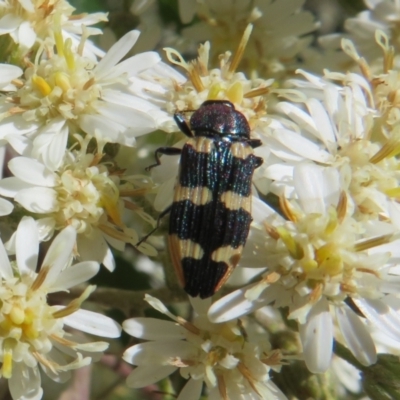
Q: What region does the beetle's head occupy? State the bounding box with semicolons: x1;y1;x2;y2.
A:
190;100;250;139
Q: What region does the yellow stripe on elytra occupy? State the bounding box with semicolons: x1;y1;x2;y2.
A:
174;185;213;205
211;245;243;267
211;245;244;291
169;235;204;260
220;191;251;212
187;137;214;154
230;142;253;159
179;239;205;260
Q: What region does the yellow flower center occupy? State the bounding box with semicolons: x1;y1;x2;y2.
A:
53;155;122;233
163;24;271;127
0;279;57;378
16;33;102;126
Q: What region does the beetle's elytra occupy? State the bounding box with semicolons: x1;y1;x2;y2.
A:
147;100;263;298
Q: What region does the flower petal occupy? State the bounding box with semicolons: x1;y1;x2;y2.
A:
9;363;43;400
0;197;13;216
332;356;362;393
33;124;68;170
123;340;197;366
177;378;203;400
293;163;340;214
305;98;336;147
0;64;22;88
17;20;36;48
96;102;156;136
0;14;21;34
0;115;38;137
271;128;333;163
8;157;57;187
336;304;377;366
77;229;115;271
113;52;161;77
40;226;77;289
0;234;12;279
36;217;56;241
15;187;58;213
0;177;34;198
123;318;186;340
208;285;272;323
16;216;38;274
354;297;400;342
7;132;34;155
78;113;136;145
63;309;121;338
19;0;34;12
126;365;177;388
94;30;140;79
153;176;175;212
189;296;211;317
299;297;333;373
50;261;100;292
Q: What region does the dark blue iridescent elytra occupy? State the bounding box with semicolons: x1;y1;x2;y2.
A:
179;141;256;196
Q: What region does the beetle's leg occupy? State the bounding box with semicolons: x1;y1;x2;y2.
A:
174;113;194;138
248;139;262;149
136;205;172;246
145;147;182;171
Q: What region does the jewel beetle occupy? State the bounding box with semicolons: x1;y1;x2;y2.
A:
144;100;263;299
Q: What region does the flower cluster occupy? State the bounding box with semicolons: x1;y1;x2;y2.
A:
1;0;400;399
0;217;120;399
123;295;287;400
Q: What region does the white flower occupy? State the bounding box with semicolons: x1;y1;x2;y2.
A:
331;356;363;396
209;166;400;373
338;32;400;133
177;0;317;78
0;63;23;90
261;67;400;221
0;143;14;216
0;0;107;56
123;295;287;400
319;0;400;66
0;196;12;216
0;137;157;271
0;216;121;400
0;29;161;169
130;25;274;133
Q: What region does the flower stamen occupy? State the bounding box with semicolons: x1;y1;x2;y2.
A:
32;75;52;96
279;196;297;222
217;374;228;400
237;362;261;396
2;343;13;379
33;351;58;374
31;266;49;291
228;24;253;76
52;286;96;319
354;234;393;251
277;227;304;260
